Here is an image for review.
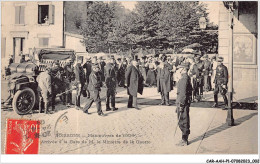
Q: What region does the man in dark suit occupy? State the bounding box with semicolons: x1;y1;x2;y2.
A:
117;58;127;87
83;57;92;98
125;58;143;110
157;54;173;106
98;56;106;82
74;61;86;109
63;59;75;107
104;57;118;111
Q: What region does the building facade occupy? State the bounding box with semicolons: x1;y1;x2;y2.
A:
218;2;258;102
1;1;64;63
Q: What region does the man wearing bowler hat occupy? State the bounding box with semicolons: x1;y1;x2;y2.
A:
176;63;192;146
212;56;228;109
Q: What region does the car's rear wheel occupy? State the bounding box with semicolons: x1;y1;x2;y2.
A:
12;88;36;115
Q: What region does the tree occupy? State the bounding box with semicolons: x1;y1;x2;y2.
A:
157;1;210;52
80;2;113;53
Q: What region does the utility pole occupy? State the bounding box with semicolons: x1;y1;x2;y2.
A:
226;2;235;126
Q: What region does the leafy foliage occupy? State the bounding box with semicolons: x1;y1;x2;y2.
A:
66;1;218;54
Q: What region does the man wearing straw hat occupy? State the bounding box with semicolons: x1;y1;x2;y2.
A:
175;63;192;146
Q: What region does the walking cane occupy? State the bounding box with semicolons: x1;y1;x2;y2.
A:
55;86;77;97
174;106;182;136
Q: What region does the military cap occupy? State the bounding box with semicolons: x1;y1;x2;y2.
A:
111;55;115;59
177;63;189;69
217;56;224;62
117;58;122;61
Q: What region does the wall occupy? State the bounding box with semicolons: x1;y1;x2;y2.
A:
64;32;86;53
218;2;258;102
1;1;64;63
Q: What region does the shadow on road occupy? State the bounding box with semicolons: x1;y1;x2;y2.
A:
115;97;257;110
189;112;258;145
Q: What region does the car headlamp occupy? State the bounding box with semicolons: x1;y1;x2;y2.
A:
29;77;35;82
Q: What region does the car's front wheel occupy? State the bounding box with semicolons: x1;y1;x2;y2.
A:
12;87;36;115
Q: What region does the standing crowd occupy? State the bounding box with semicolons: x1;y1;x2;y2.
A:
37;51;228;146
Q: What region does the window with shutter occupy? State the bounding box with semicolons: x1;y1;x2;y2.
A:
48;5;55;24
20;6;25;24
38;5;49;24
15;6;20;24
15;6;25;24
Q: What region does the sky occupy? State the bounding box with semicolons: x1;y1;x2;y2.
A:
120;1;220;25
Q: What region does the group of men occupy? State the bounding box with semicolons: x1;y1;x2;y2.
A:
37;52;229;146
37;55;128;116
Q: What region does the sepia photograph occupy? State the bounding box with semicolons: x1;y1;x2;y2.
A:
0;0;259;163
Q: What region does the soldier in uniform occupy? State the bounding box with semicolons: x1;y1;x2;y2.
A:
176;63;192;146
82;63;105;116
37;67;53;114
157;54;173;106
191;56;203;102
63;59;75;107
125;58;143;110
196;56;204;97
212;57;228;109
211;56;218;90
202;54;212;92
104;57;118;111
74;61;86;109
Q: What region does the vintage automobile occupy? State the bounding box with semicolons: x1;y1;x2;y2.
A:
4;48;75;115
